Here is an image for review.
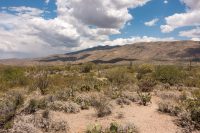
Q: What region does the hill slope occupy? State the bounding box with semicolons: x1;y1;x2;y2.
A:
39;41;200;64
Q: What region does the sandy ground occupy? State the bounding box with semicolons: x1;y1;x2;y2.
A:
52;97;181;133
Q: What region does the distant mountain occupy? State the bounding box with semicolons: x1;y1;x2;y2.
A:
39;41;200;64
1;41;200;65
66;45;121;55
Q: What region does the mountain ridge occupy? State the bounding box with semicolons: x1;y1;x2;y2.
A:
39;40;200;64
0;40;200;65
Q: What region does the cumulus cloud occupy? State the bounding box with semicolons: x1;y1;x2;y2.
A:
45;0;50;4
0;0;153;58
180;0;200;11
164;0;168;4
56;0;150;29
191;38;200;41
161;0;200;33
179;27;200;38
104;36;175;46
144;18;159;27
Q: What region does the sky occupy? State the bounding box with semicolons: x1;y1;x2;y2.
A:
0;0;200;59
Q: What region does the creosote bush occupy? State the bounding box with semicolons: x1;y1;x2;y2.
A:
0;67;27;88
92;96;112;117
106;67;135;85
36;74;49;95
49;101;80;113
138;78;156;92
137;92;151;106
136;64;154;80
81;62;94;73
86;122;138;133
25;99;39;114
154;65;185;85
0;91;24;129
158;101;181;116
182;89;200;129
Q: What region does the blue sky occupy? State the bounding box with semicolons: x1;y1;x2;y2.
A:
111;0;187;40
0;0;199;58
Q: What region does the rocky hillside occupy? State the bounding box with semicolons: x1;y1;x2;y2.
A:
39;41;200;64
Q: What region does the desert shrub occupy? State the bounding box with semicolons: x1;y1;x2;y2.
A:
49;101;80;113
86;124;102;133
81;62;94;73
86;122;138;133
109;122;119;132
138;78;156;92
49;74;67;88
42;110;50;119
55;89;75;101
156;91;181;101
25;99;39;114
36;74;49;95
137;92;151;106
80;84;92;92
106;68;135;85
184;89;200;125
154;65;185;85
177;111;200;133
0;67;27;88
120;123;138;133
158;101;181;116
37;98;50;109
0;91;24;129
136;64;154;80
184;76;200;88
80;75;106;92
116;97;131;106
121;91;138;102
92;96;112;117
183;67;200;88
107;122;138;133
32;111;69;133
104;86;122;99
75;94;91;110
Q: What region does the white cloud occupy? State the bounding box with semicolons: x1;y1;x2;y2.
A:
161;0;200;33
144;18;159;27
161;11;200;33
0;0;151;58
164;0;168;4
56;0;150;29
191;38;200;41
45;0;50;4
180;0;200;10
104;36;175;46
179;27;200;38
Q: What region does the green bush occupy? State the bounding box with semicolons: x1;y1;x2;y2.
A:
36;74;49;95
138;78;156;92
176;89;200;131
86;124;102;133
158;101;181;116
137;92;151;106
25;99;39;114
81;62;94;73
136;64;154;80
0;91;24;129
0;67;27;88
184;89;200;124
86;122;138;133
92;96;112;117
106;68;134;85
154;65;185;85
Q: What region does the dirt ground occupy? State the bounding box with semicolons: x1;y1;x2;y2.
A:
52;97;181;133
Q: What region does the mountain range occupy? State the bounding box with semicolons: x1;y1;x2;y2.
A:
0;41;200;65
